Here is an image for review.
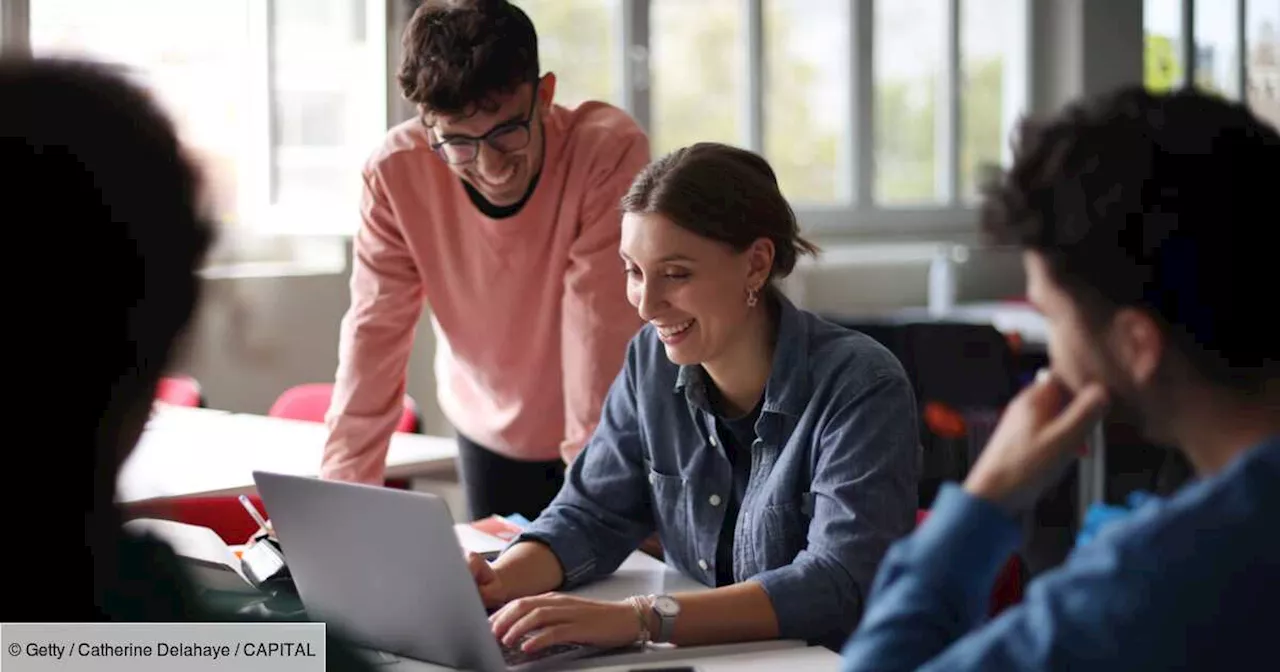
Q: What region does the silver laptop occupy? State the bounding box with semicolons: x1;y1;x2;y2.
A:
251;470;601;671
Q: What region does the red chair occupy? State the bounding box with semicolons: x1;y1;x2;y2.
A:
269;383;421;489
916;509;1025;617
156;375;203;407
125;494;267;545
268;383;421;434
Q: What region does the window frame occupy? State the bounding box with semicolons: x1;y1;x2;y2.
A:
2;0;388;245
1157;0;1251;98
615;0;1033;241
3;0;1036;244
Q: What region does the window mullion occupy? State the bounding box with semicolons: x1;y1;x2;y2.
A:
622;0;652;134
244;0;274;225
1236;0;1247;101
744;0;764;152
939;0;959;205
852;0;874;209
1;0;31;55
1181;0;1196;88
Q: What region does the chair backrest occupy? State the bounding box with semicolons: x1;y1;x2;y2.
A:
916;508;1024;617
156;376;203;407
268;383;420;433
826;317;1020;508
125;494;267;545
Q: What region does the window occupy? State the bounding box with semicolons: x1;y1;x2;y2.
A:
764;0;851;205
1145;0;1186;92
1194;0;1241;98
6;0;1034;241
513;0;1032;234
651;0;746;154
1246;0;1280;128
961;0;1028;201
874;0;945;205
270;0;387;225
511;0;622;108
21;0;386;237
1145;0;1280;129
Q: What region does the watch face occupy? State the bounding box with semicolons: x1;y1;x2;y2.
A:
654;596;680;615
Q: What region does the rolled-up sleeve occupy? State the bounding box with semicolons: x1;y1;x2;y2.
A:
753;369;920;648
511;337;654;588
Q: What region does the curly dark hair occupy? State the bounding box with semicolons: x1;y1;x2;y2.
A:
621;142;820;286
398;0;539;117
981;85;1280;393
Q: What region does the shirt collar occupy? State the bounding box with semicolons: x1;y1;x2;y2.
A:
673;290;812;418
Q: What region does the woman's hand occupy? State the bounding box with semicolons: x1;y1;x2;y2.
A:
489;594;641;653
467;551;509;609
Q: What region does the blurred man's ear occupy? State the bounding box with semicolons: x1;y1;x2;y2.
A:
1107;307;1165;390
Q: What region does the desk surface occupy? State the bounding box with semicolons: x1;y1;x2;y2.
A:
116;406;458;504
365;526;838;671
371;641;840;672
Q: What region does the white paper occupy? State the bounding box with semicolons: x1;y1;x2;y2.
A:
452;525;507;555
123;518;259;593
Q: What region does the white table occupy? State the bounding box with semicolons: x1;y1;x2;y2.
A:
116;405;458;504
364;526;838;671
368;640;839;672
576;644;841;671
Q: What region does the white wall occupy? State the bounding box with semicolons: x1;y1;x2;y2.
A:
174;268;449;436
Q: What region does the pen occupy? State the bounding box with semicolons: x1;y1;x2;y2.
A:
238;494;272;533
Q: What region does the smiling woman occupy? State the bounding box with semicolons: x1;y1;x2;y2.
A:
473;142;923;653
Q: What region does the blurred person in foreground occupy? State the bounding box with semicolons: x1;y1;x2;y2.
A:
0;55;377;670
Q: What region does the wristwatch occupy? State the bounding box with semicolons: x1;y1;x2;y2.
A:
649;594;681;643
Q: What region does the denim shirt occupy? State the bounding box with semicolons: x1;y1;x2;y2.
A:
839;436;1280;671
513;292;920;649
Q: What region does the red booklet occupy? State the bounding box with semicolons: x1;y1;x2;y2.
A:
469;515;524;542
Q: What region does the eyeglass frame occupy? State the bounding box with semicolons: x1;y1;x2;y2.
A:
422;79;542;165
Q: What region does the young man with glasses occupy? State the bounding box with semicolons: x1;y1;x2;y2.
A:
320;0;648;521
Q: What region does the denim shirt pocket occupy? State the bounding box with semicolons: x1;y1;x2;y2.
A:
758;500;810;570
646;463;693;575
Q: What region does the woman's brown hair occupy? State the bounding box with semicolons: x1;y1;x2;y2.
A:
620;142;819;285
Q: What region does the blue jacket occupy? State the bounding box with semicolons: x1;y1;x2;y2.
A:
514;293;921;649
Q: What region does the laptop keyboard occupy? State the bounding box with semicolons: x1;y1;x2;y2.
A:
500;641;582;667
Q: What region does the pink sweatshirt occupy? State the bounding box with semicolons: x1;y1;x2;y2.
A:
320;102;649;484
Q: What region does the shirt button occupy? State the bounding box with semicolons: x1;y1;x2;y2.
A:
698;559;709;571
709;494;722;506
648;473;656;485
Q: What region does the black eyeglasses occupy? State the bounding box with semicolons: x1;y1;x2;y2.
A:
425;85;539;165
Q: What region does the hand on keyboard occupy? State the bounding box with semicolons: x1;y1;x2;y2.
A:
500;639;582;666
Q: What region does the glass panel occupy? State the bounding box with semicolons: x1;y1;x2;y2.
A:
1246;0;1280;129
763;0;851;205
511;0;621;108
651;0;745;156
874;0;945;205
961;0;1028;200
271;0;380;210
29;0;255;227
1144;0;1186;92
1194;0;1242;98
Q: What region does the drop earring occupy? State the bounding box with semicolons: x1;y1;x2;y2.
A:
746;286;759;308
